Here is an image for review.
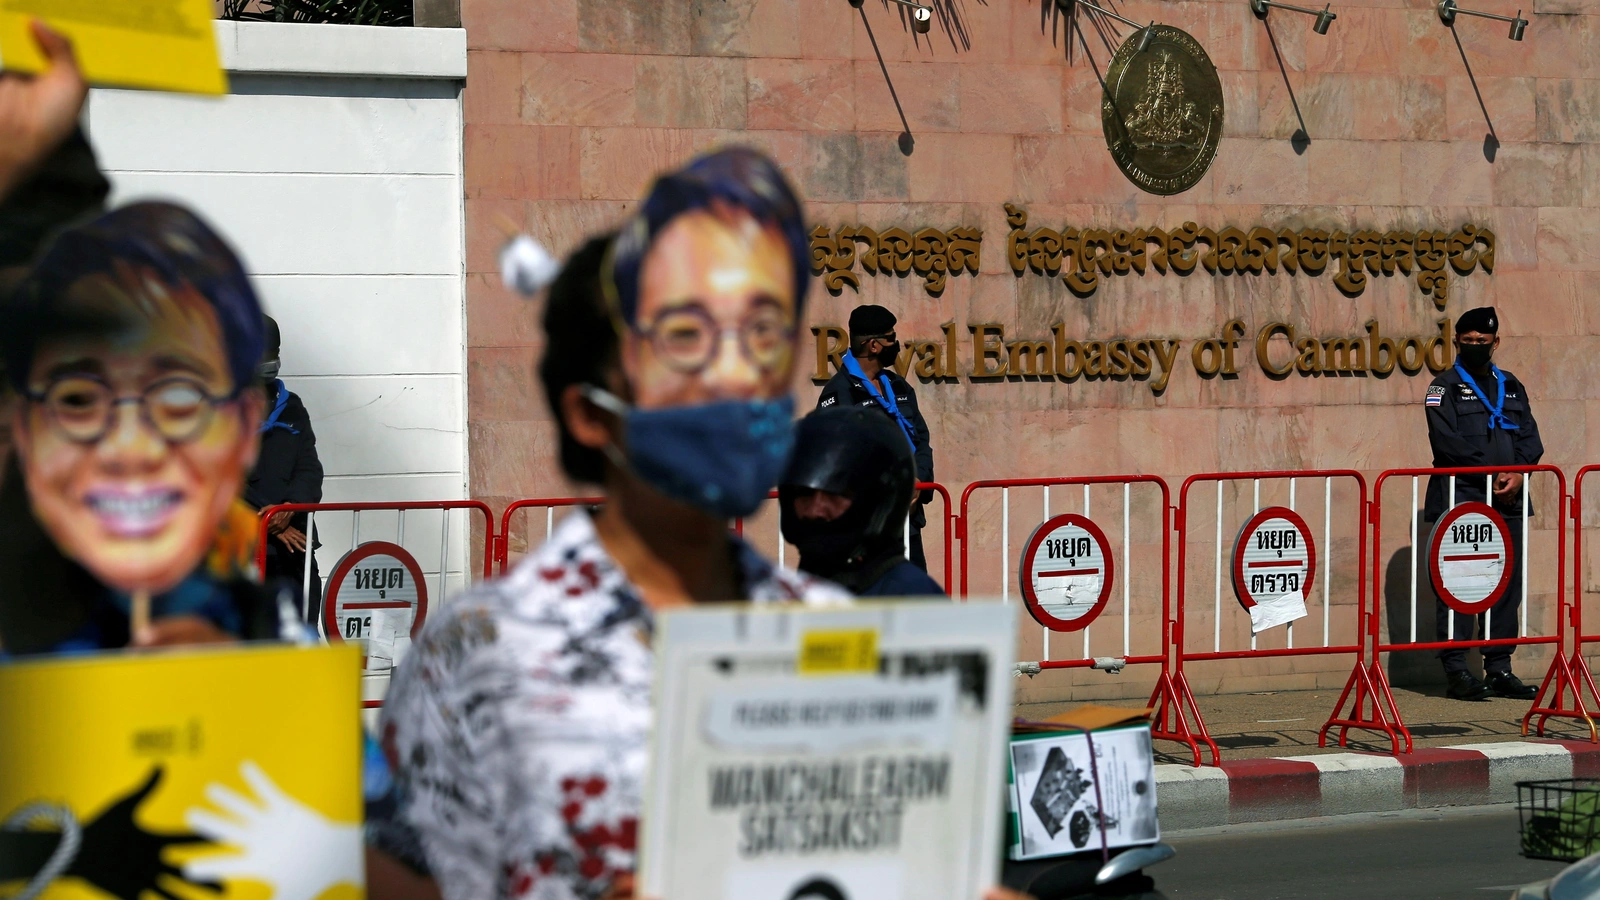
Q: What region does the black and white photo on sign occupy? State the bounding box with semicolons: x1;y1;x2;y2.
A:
1010;727;1159;861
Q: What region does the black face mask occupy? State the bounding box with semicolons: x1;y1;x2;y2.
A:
875;340;900;368
785;517;861;577
1457;342;1493;371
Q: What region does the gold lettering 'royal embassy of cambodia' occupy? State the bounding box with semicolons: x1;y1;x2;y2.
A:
1102;25;1224;196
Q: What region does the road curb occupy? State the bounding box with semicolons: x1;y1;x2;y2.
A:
1155;740;1598;830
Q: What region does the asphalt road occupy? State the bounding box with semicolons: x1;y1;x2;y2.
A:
1158;805;1568;900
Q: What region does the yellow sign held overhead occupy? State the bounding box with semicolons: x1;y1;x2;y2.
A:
0;0;226;95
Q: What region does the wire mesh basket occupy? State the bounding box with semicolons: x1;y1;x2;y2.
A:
1518;779;1600;862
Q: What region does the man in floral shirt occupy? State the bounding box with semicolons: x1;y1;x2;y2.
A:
382;151;847;900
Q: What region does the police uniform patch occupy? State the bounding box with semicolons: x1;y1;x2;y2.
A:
1426;386;1445;407
819;396;835;407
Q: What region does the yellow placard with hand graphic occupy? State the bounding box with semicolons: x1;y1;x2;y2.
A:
0;0;226;95
0;644;365;900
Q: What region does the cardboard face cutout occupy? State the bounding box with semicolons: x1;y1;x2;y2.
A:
605;147;809;414
5;203;264;599
579;149;810;519
624;205;798;410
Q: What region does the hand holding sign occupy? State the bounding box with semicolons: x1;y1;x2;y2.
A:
0;20;86;201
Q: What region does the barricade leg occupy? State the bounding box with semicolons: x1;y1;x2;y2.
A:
1320;659;1412;755
1523;650;1600;742
1148;669;1220;767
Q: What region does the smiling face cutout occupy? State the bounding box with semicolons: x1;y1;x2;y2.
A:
621;204;798;411
11;267;262;594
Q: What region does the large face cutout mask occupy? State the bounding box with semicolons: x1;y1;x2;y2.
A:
587;204;802;519
12;273;261;594
624;206;797;407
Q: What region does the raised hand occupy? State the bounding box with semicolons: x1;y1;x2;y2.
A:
0;20;88;201
184;760;363;900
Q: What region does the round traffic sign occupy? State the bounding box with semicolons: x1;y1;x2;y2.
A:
324;541;429;660
1018;514;1114;632
1232;506;1317;609
1429;502;1514;615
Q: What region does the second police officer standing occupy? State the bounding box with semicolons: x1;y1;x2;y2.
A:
817;304;935;570
1424;306;1543;702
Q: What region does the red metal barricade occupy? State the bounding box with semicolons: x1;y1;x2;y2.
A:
495;496;606;573
956;476;1212;765
1563;466;1600;735
1172;471;1369;763
256;500;496;640
1339;465;1592;752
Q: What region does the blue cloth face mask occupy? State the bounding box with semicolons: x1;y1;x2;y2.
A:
582;387;795;519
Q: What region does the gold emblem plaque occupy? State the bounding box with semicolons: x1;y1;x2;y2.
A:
1101;25;1225;196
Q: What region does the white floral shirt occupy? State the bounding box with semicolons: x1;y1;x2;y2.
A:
381;510;847;900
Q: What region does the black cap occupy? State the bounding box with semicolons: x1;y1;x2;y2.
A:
1456;306;1498;336
848;304;896;339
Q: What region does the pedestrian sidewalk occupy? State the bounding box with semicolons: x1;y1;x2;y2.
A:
1019;685;1600;830
1020;683;1599;763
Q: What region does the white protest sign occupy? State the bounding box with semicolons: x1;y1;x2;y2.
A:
1429;501;1514;615
1232;507;1316;634
1018;514;1114;632
642;602;1017;900
323;541;428;670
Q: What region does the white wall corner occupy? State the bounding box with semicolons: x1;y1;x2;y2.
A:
214;20;467;80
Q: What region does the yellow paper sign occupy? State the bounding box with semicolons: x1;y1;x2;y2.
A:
0;644;364;900
797;627;879;675
0;0;226;95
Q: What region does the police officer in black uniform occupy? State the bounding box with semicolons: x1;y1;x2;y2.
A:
780;406;944;597
244;316;325;623
1425;306;1543;701
817;305;934;570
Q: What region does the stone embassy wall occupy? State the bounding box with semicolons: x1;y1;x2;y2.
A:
460;0;1600;705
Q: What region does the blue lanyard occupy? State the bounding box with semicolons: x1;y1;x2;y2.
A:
842;353;916;449
1453;363;1520;432
259;379;299;434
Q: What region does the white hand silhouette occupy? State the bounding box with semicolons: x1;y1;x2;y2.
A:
183;761;364;900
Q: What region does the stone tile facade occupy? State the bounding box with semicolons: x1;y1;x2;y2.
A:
461;0;1600;702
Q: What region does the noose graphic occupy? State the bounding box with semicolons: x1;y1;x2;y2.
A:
2;802;81;900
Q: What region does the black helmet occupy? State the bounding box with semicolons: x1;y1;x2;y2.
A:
779;406;916;579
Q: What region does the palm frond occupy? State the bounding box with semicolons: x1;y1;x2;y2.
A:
219;0;413;26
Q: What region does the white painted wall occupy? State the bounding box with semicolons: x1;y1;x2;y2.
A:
84;22;473;602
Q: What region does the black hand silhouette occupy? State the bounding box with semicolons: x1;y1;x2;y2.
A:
65;767;220;900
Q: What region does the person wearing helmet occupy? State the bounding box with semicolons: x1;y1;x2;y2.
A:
780;406;945;597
